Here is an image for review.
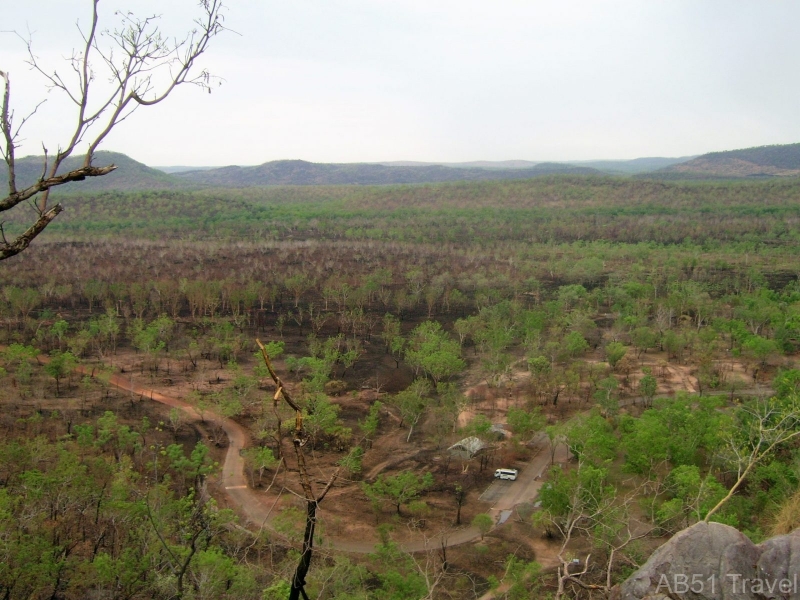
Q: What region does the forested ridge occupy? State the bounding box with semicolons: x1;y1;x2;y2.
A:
172;159;601;186
700;143;800;169
652;142;800;179
2;174;800;598
0;151;185;193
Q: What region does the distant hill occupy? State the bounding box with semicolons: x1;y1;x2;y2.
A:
13;145;796;191
378;160;541;170
174;159;601;186
377;157;693;174
0;153;601;192
648;143;800;179
0;151;184;192
155;165;217;174
568;156;696;175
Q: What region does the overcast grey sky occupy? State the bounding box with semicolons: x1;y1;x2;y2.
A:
4;1;799;166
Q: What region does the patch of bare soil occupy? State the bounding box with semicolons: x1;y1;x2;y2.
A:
630;349;737;396
458;348;764;432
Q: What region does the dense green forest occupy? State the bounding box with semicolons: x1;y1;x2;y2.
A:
2;175;800;599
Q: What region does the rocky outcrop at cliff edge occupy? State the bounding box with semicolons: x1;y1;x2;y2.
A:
611;521;800;599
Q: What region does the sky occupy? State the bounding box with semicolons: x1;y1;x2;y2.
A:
3;1;800;166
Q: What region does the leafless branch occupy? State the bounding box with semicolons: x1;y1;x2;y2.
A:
0;0;227;260
705;395;800;520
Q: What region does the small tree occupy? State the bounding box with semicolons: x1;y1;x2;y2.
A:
594;376;620;417
472;513;494;540
631;326;657;358
2;343;37;384
438;381;470;433
742;335;778;369
562;331;589;359
604;341;627;369
507;406;545;441
45;350;77;396
639;370;658;407
243;446;278;487
405;321;465;384
545;424;567;466
167;407;186;440
359;400;382;448
363;471;434;516
391;378;432;442
464;414;493;439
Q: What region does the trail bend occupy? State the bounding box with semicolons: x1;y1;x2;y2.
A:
90;365;487;553
19;350;590;554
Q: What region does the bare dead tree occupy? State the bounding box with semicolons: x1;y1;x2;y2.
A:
256;339;343;600
406;529;450;600
534;460;656;599
0;0;226;260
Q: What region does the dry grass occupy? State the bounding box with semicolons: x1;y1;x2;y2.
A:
770;488;800;536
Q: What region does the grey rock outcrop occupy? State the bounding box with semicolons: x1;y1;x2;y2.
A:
612;522;800;599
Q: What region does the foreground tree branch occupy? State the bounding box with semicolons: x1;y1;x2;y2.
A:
257;339;343;600
0;0;226;260
705;395;800;521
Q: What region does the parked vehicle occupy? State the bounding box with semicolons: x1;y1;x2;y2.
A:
494;468;518;481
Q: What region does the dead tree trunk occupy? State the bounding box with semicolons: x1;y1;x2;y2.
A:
257;340;341;600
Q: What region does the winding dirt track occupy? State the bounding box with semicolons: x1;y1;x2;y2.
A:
94;367;488;553
56;360;775;555
107;373;768;552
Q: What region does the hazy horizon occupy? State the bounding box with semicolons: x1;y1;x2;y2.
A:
151;154;699;170
5;1;799;166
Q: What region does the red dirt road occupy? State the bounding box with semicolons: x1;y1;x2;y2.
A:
94;367;488;552
53;360;565;554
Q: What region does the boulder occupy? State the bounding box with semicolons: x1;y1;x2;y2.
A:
613;522;800;599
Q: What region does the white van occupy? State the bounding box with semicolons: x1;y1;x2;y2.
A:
494;468;518;481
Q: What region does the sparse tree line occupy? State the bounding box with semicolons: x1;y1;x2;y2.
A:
3;259;799;440
1;241;798;370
